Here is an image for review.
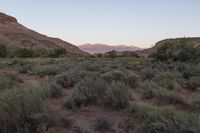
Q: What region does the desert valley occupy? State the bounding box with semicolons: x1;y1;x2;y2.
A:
0;11;200;133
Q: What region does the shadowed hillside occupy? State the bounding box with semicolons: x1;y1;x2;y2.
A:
0;12;87;55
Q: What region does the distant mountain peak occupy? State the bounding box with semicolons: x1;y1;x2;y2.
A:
79;43;142;54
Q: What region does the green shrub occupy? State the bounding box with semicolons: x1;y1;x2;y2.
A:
154;89;189;106
103;81;129;108
33;65;60;77
14;48;40;58
141;68;159;80
152;39;196;62
121;51;139;58
188;76;200;90
105;50;117;58
100;70;137;88
42;78;62;98
152;72;182;90
0;73;18;90
66;76;130;109
0;43;7;58
47;48;67;58
19;62;33;73
65;77;107;108
191;94;200;111
0;87;51;133
56;70;84;88
130;102;159;119
140;81;188;105
140;80;161;99
131;103;200;133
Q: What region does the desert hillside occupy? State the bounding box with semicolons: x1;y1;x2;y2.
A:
0;12;86;55
138;37;200;57
79;43;141;54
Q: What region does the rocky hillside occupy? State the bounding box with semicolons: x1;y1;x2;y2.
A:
79;43;142;54
0;12;87;55
137;37;200;57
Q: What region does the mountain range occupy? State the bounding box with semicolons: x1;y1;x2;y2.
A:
79;43;142;54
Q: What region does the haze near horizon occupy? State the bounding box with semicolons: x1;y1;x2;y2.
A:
0;0;200;48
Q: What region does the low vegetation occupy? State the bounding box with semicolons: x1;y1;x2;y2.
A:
0;38;199;132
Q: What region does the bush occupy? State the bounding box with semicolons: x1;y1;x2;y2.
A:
0;73;18;90
100;70;137;88
141;68;159;80
140;80;161;99
19;62;33;73
154;89;189;106
0;43;7;58
66;76;130;109
152;72;182;90
105;50;117;58
188;76;200;90
191;94;200;112
131;103;200;133
152;39;196;62
33;65;60;77
65;77;107;108
103;81;129;108
56;70;85;88
47;48;67;58
42;78;62;98
0;87;51;133
14;48;40;58
121;51;139;58
140;81;188;105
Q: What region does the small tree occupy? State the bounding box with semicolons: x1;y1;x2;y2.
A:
14;48;40;58
106;50;117;58
0;43;7;58
47;48;67;58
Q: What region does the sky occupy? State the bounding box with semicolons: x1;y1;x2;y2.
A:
0;0;200;48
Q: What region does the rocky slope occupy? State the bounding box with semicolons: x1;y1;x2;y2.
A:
79;43;142;54
0;12;87;55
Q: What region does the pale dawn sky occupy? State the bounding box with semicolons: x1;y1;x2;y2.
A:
0;0;200;48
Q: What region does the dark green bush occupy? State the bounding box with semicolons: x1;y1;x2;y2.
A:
121;51;139;58
105;50;117;58
14;48;40;58
47;48;67;58
152;39;196;61
0;43;7;58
